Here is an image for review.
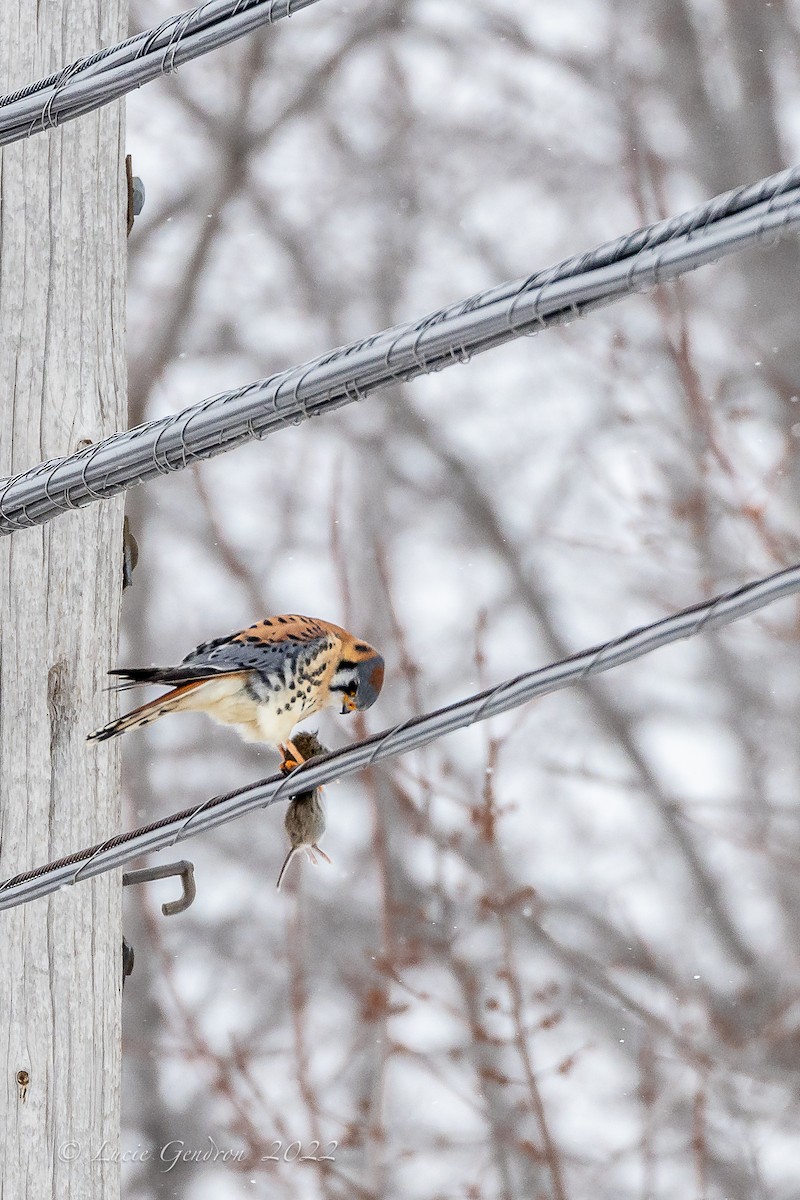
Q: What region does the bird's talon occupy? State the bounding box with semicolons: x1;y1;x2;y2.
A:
279;739;305;774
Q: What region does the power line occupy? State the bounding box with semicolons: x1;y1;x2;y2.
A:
0;0;324;148
2;163;800;535
1;558;797;911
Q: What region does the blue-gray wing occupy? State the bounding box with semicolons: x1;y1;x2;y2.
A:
182;632;330;683
109;615;341;690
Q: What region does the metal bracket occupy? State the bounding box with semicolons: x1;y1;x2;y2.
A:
125;153;145;235
122;859;196;916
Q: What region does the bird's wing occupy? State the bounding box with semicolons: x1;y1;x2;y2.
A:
109;615;341;690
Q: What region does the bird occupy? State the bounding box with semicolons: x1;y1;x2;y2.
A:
275;730;330;890
87;614;384;767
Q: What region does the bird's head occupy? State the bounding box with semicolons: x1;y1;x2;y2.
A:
330;639;385;715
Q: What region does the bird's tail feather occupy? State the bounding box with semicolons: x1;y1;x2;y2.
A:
87;680;207;742
107;665;227;691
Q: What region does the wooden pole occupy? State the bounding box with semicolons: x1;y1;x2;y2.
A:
0;2;127;1195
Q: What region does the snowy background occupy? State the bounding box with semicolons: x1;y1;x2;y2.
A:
121;2;800;1196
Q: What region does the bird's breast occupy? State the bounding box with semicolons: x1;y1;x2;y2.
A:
248;668;326;742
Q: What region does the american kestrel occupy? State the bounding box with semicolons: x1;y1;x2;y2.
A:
87;615;384;765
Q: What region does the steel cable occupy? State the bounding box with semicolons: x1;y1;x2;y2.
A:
1;559;798;909
2;164;800;534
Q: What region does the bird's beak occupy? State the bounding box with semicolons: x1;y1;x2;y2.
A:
342;694;357;714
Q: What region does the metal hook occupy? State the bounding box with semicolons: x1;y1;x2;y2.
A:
122;859;196;916
125;153;145;235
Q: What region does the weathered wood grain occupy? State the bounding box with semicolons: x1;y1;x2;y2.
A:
0;3;127;1196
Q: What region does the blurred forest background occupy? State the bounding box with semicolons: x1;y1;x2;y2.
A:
121;1;800;1197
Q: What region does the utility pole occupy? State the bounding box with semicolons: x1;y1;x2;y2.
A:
0;2;127;1196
